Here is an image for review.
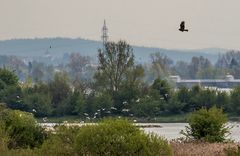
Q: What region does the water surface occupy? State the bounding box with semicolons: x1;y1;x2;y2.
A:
143;123;240;142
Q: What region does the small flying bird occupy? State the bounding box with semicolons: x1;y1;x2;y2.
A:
110;107;117;110
136;98;140;103
179;21;188;32
42;117;48;122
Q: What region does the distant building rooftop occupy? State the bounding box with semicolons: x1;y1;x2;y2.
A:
170;74;240;88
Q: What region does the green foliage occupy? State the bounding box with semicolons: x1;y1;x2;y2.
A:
69;91;85;116
181;106;230;142
40;126;79;156
75;119;172;156
132;96;163;117
23;93;52;117
68;53;90;80
22;82;52;117
216;91;230;112
40;119;172;156
150;52;173;79
0;68;24;110
230;87;240;115
94;92;113;111
188;56;212;79
167;94;185;114
190;88;217;110
0;68;18;86
0;85;25;110
0;109;46;149
96;41;134;93
176;87;191;112
49;72;71;115
0;120;9;152
151;78;171;101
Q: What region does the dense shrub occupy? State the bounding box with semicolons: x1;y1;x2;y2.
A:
40;125;79;156
181;106;230;142
75;119;172;156
23;92;52;117
0;106;46;149
132;96;162;117
0;120;9;152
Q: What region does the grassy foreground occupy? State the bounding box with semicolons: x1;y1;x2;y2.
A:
171;141;240;156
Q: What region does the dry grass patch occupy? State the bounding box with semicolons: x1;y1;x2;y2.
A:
171;141;239;156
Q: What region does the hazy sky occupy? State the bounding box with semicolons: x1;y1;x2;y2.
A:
1;0;240;49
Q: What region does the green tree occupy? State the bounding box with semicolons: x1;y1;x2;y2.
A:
216;91;230;112
177;87;191;112
194;89;217;109
23;93;52;117
68;90;85;116
132;96;163;117
67;53;90;80
31;62;44;82
95;41;134;93
188;56;212;79
150;52;173;79
49;72;71;116
0;68;24;110
167;93;185;114
94;41;146;112
151;78;171;101
181;106;230;142
173;61;189;78
23;82;52;117
114;65;145;112
0;85;25;110
230;87;240;115
0;68;18;86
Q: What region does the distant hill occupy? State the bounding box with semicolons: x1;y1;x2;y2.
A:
0;38;228;63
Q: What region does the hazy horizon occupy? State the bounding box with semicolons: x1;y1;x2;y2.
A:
1;0;240;50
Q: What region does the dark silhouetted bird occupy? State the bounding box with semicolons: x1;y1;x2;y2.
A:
179;21;188;32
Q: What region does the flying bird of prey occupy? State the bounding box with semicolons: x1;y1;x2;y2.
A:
179;21;188;32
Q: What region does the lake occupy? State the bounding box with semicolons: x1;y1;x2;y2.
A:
143;122;240;142
40;122;240;142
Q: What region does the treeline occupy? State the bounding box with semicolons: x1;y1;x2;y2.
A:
0;41;240;119
172;51;240;79
2;45;240;83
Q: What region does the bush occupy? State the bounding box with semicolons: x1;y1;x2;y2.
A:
40;125;80;156
41;119;172;156
0;107;46;149
23;92;52;117
181;106;230;142
132;96;162;117
75;119;172;156
0;120;9;152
